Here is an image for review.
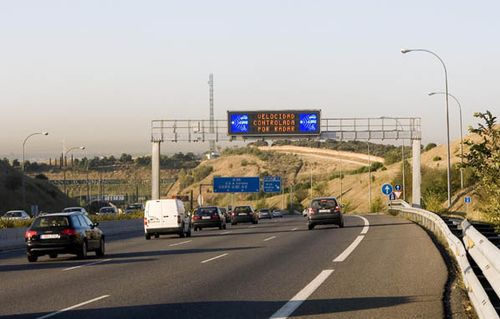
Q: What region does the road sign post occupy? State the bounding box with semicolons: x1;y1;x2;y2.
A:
464;196;471;215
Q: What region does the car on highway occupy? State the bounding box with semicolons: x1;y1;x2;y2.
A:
97;206;118;215
1;210;31;220
307;197;344;230
231;205;258;225
271;209;283;218
125;203;144;214
192;206;226;231
258;208;272;219
24;212;105;262
144;199;191;239
62;207;89;216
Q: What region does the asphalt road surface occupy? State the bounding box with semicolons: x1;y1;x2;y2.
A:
0;214;447;319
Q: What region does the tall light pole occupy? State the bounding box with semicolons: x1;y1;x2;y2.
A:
63;146;85;195
428;91;464;189
22;131;49;207
401;48;452;208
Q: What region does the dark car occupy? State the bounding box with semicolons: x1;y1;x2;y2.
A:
231;206;258;225
258;208;272;219
307;197;344;230
192;206;226;231
24;212;105;262
125;203;144;214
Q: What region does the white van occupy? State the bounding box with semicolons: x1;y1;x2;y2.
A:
144;199;191;240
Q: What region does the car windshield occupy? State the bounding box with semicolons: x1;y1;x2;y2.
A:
260;209;269;213
234;206;251;214
196;207;217;216
32;216;70;228
311;199;337;209
127;204;142;209
63;208;80;212
101;208;114;213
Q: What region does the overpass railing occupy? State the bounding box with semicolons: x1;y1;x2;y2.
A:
389;200;499;319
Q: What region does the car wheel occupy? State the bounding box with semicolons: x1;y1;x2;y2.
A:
222;223;227;230
308;223;315;230
219;223;223;230
96;238;105;257
49;253;58;259
154;233;160;239
78;241;88;259
145;233;151;240
179;224;186;238
339;219;344;228
27;254;38;262
186;227;192;238
231;222;237;225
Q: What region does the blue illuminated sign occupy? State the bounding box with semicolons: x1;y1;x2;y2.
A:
230;114;249;133
299;113;318;132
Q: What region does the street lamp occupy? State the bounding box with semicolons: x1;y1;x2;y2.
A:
63;146;85;195
401;48;452;208
428;91;464;189
22;131;49;207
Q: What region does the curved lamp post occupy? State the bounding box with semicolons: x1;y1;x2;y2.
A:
428;91;464;189
22;131;49;207
63;146;86;194
401;48;452;208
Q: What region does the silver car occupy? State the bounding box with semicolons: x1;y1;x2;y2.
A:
1;210;31;220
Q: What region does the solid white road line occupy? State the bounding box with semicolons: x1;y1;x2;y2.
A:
263;236;277;242
62;259;112;271
169;240;192;247
269;270;334;319
355;215;370;234
333;235;364;262
36;295;110;319
290;227;298;231
201;253;228;264
219;231;232;235
248;225;257;228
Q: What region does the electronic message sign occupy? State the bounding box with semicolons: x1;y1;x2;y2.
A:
227;110;321;137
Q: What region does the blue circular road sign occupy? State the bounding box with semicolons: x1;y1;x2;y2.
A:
395;184;402;191
381;183;393;195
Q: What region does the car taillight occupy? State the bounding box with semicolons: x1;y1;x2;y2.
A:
309;208;316;215
177;215;181;224
193;215;200;220
61;228;78;236
231;212;235;216
334;206;341;212
144;218;148;225
25;230;37;239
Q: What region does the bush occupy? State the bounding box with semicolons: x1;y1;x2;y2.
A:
35;174;48;180
370;197;384;213
4;174;22;190
432;156;442;161
241;159;248;166
424;143;437;152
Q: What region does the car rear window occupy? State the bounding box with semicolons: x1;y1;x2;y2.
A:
234;206;251;214
196;207;217;216
311;199;337;209
32;216;70;228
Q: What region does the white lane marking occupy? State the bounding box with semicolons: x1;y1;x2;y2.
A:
269;269;334;319
201;253;228;264
263;236;277;242
290;227;298;231
36;295;110;319
248;225;257;228
219;231;232;235
169;240;192;247
333;235;364;262
63;259;112;271
355;215;370;234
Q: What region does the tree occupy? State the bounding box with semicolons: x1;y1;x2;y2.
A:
463;110;499;225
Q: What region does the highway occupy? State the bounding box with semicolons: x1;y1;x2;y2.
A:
0;214;447;319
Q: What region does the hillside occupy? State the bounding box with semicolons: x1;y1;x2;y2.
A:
0;162;76;214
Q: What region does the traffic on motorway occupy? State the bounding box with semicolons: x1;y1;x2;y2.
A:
22;197;344;263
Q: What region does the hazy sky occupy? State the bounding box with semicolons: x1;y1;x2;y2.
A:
1;1;499;159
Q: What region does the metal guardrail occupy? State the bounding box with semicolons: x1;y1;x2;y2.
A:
389;200;499;319
462;219;500;298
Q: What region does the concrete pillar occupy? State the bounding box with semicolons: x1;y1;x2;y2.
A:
412;139;421;207
151;141;161;200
